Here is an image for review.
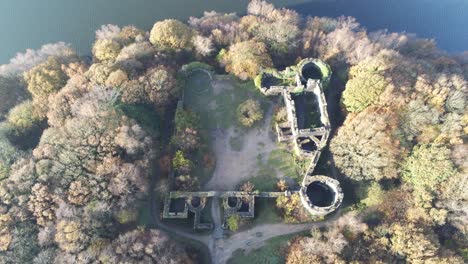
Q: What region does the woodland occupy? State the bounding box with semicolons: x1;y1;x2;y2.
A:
0;1;466;263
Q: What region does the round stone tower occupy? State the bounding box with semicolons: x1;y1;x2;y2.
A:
299;175;343;216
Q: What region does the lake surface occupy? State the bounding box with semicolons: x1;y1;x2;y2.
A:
0;0;467;64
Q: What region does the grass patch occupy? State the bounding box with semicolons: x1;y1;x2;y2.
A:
229;135;244;151
249;174;277;192
184;72;268;131
190;149;215;186
267;149;299;181
252;198;282;225
227;232;305;264
137;200;152;227
249;148;300;192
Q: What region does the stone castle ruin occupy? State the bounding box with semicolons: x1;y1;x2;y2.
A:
163;58;343;229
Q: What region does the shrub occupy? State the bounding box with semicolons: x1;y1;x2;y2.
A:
226;215;240;231
236;99;264;127
239;181;255;192
172;151;192;173
276;193;312;223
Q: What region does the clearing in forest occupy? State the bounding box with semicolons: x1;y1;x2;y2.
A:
183;71;299;191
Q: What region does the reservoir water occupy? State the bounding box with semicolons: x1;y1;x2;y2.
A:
0;0;466;64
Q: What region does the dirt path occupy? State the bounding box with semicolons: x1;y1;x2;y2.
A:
204;106;278;191
214;223;312;264
214;208;343;264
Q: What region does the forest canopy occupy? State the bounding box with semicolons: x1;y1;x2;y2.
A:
0;0;466;263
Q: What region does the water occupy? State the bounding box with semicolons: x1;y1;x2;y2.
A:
0;0;466;64
292;0;468;53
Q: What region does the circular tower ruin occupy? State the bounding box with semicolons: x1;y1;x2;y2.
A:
300;175;343;216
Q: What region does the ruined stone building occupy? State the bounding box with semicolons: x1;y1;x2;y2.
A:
163;58;343;229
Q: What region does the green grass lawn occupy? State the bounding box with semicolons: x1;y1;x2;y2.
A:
249;148;300;192
227;232;306;264
137;200;153;227
267;149;299;182
252;199;282;225
184;72;267;130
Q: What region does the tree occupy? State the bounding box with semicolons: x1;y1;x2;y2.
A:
101;229;194;263
95;24;121;41
149;19;194;51
438;170;468;237
0;76;28;119
28;184;57;226
399;99;441;143
0;42;76;77
172;127;200;152
220;40;273;80
0;124;21;181
6;100;43;135
245;1;300;59
286;213;366;264
236;99;264;127
85;62;115;85
120;67;179;108
256;20;300;58
171;108;201;151
192;35;214;57
0;222;39;263
46;73;89;127
357;182;385;208
247;0;276;17
92;39;122;62
104;69;128;87
26;88;155;261
175;175;199;191
389;223;439;262
0;214;13;251
23;57;68;99
54;219;90;253
342;60;389;113
188;11;247;47
331;107;402;181
403;144;456;207
116;41;155;62
32;248;56;264
118;25;146;45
